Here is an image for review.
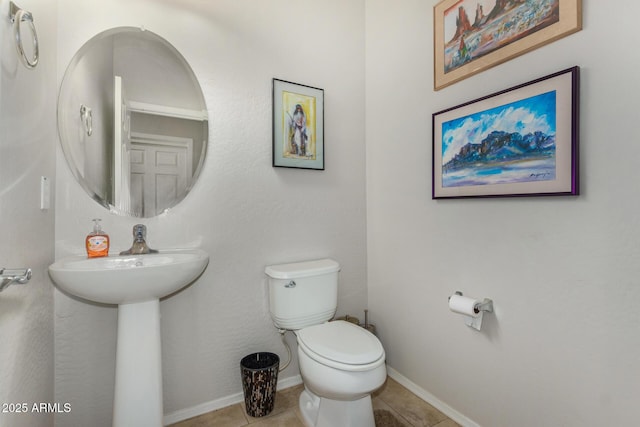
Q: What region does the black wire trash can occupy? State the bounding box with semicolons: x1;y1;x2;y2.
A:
240;352;279;417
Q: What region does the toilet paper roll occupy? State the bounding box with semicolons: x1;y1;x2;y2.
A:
449;294;480;317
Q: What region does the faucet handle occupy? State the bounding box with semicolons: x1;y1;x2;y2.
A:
120;224;157;255
133;224;147;240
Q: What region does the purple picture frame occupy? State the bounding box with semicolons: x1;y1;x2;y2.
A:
432;66;579;199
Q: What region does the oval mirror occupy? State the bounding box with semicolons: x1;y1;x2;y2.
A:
57;27;208;217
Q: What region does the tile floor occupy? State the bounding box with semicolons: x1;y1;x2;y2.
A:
169;376;460;427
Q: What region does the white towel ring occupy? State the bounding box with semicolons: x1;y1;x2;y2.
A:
10;2;39;69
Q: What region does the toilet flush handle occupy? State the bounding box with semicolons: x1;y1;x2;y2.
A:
285;280;296;288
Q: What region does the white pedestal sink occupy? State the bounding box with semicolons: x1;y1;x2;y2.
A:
49;249;209;427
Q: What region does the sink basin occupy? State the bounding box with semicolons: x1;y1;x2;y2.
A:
48;248;209;426
49;249;208;304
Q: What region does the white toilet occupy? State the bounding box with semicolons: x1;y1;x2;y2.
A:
265;259;386;427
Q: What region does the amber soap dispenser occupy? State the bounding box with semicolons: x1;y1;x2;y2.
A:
86;218;110;258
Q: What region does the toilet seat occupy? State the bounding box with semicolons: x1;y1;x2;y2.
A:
297;320;385;372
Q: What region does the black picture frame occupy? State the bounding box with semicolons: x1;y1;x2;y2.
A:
432;66;579;199
272;79;325;170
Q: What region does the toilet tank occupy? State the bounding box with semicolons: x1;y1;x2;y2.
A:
265;259;340;330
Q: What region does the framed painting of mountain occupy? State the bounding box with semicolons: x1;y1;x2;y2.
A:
434;0;582;90
432;66;579;199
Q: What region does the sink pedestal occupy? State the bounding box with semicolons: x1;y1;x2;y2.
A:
48;249;209;427
113;299;163;426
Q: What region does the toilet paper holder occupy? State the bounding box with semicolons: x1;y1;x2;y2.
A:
449;291;493;331
449;291;493;314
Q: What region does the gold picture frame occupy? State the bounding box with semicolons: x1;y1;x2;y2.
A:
434;0;582;91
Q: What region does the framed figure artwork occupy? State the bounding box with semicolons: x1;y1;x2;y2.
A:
272;79;325;170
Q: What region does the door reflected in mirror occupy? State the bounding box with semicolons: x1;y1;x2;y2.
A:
58;27;208;217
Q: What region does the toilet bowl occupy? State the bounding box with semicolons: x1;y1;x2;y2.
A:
265;259;386;427
297;321;386;400
296;321;386;427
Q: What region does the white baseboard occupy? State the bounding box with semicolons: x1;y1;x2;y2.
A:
386;366;481;427
163;375;303;425
165;367;479;426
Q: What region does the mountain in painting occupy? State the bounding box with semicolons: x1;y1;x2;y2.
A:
449;0;528;44
445;0;560;72
486;0;527;22
443;130;555;172
451;5;473;42
473;3;487;28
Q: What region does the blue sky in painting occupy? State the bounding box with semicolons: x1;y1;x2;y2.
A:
442;91;556;164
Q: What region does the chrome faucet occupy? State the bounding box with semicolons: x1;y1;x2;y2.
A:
119;224;158;255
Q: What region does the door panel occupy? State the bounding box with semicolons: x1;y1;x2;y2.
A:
130;141;189;216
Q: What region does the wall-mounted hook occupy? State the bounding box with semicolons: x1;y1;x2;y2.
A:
80;104;93;136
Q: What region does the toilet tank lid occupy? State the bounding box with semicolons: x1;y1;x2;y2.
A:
265;258;340;279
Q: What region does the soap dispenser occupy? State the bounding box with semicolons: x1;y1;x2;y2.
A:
86;218;110;258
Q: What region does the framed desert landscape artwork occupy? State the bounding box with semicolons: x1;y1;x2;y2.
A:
434;0;582;90
432;67;579;199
